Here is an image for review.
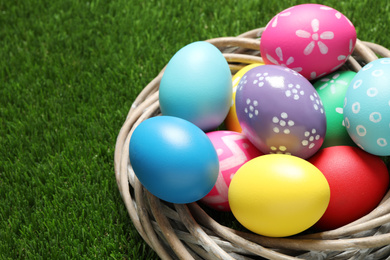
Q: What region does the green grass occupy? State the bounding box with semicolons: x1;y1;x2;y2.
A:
1;0;390;259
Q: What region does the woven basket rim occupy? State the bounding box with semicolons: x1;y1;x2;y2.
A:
114;27;390;260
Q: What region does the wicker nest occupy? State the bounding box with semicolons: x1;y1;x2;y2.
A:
114;27;390;260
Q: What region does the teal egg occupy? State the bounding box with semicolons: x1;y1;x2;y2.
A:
159;41;232;131
344;58;390;156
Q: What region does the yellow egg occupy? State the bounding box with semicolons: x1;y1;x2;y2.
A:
224;63;263;132
228;154;330;237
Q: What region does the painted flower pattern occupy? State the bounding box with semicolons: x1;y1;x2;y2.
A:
320;6;354;26
317;73;348;94
266;47;303;72
271;10;292;27
296;19;334;55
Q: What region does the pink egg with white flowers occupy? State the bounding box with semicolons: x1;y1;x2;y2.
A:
200;131;263;211
260;4;356;80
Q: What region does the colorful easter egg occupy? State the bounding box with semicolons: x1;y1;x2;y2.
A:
235;65;326;159
314;71;356;148
229;154;330;237
225;63;263;132
309;146;389;230
260;4;356;80
159;41;232;131
129;116;219;204
200;131;263;211
344;58;390;156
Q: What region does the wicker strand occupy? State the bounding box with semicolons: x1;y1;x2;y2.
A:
134;180;173;260
172;229;259;257
223;53;263;65
175;204;235;260
363;41;390;58
237;28;264;39
345;55;362;72
206;37;260;51
184;243;219;260
188;203;297;260
128;70;164;116
114;91;159;184
352;39;379;63
148;191;196;260
115;113;154;247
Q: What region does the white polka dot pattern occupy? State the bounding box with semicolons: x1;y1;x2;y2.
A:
343;58;390;156
235;65;326;159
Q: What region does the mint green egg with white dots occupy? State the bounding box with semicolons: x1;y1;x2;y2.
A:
314;71;356;148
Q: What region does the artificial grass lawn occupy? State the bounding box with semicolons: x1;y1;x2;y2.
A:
1;0;390;259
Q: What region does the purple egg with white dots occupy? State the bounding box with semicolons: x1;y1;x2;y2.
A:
235;65;326;159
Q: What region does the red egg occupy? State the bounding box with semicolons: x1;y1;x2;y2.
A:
308;146;389;231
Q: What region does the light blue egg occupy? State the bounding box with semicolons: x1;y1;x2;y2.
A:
129;116;219;204
159;41;232;131
344;58;390;156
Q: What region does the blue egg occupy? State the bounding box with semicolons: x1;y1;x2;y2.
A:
129;116;219;204
344;58;390;156
159;41;232;131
